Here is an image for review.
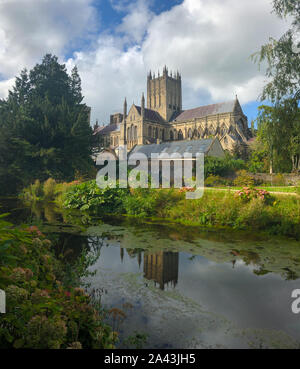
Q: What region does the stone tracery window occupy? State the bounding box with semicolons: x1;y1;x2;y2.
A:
134;126;137;140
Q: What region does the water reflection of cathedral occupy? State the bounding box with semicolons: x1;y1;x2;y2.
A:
120;248;179;290
144;251;179;290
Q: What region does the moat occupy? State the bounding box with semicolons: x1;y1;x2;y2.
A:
2;199;300;348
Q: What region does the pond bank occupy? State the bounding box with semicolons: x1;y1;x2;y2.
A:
0;214;117;349
60;181;300;240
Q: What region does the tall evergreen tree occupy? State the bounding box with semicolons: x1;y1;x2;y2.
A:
0;54;93;194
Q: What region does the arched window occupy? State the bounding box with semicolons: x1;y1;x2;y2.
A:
130;125;134;140
162;129;165;140
170;130;174;141
127;127;130;140
155;127;158;139
220;123;226;136
178;130;183;140
188;128;192;139
134;126;137;140
198;126;203;138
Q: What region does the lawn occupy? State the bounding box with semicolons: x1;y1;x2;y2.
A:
209;186;297;194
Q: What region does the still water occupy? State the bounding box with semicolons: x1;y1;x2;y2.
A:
2;199;300;348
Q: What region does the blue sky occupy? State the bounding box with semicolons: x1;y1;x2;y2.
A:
0;0;290;125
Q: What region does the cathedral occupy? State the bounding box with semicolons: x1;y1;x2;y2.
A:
93;66;251;153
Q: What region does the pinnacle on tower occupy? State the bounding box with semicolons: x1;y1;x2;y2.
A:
123;97;127;120
141;92;145;117
163;65;168;77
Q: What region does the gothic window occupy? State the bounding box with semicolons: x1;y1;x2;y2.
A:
134;126;137;140
155;127;158;139
188;128;192;139
178;130;183;140
220;123;226;136
127;127;130;140
170;130;174;141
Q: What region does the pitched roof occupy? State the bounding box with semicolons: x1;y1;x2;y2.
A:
93;123;120;135
135;105;164;122
130;139;215;158
172;100;237;122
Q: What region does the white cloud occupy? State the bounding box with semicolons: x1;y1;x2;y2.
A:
0;78;14;99
0;0;97;80
116;0;154;44
0;0;291;122
142;0;289;107
79;0;290;123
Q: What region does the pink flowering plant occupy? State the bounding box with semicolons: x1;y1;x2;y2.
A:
235;187;274;205
0;216;117;349
179;187;196;193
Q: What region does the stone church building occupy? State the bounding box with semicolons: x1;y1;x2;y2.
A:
93;66;251;153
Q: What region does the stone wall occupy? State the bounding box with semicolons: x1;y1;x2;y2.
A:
251;173;300;185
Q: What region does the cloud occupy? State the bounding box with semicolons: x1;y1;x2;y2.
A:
0;78;14;100
116;0;154;44
0;0;97;80
0;0;291;123
142;0;289;106
83;0;289;122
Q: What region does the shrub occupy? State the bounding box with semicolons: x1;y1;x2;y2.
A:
63;180;129;214
0;217;117;349
205;175;229;187
233;170;254;187
235;197;269;229
272;173;286;186
204;156;245;178
123;188;183;218
43;178;57;201
124;192;156;217
21;179;44;202
235;187;274;205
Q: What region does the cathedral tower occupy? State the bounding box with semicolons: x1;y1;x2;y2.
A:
147;66;182;122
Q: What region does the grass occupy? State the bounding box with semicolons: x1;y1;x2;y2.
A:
210;186;297;193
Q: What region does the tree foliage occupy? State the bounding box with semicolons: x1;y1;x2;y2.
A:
257;101;300;172
252;0;300;102
0;54;93;194
252;0;300;174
